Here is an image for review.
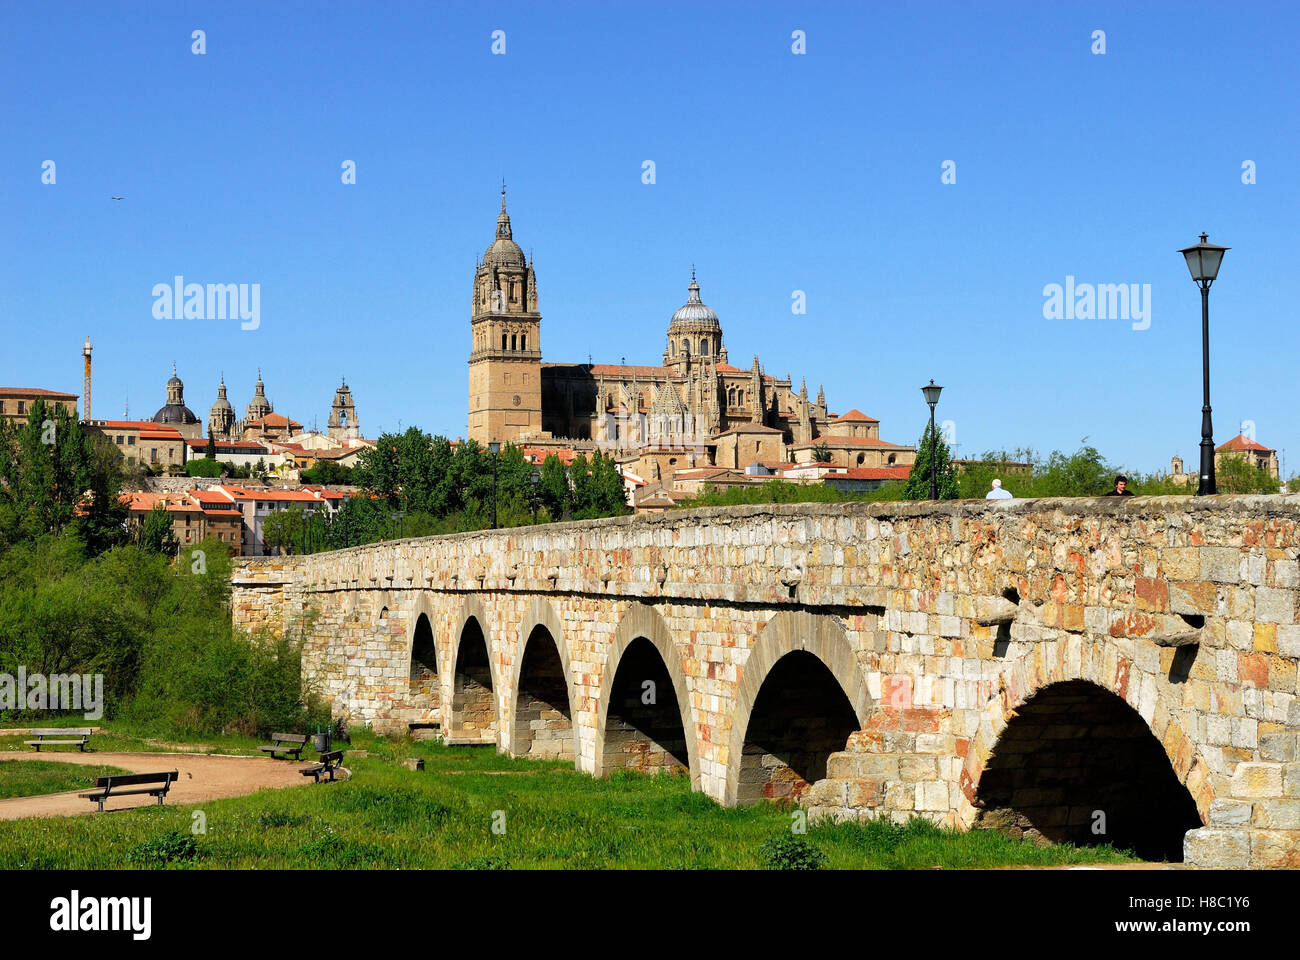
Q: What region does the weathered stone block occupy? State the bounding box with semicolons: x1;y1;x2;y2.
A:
1230;762;1284;798
1184;827;1250;869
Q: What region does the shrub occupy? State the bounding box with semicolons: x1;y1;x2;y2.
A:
758;832;828;870
127;830;199;866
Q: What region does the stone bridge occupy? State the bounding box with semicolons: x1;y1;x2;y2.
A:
231;496;1300;868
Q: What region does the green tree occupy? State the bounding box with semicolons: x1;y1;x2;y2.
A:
903;421;960;500
536;453;571;521
299;460;352;486
205;435;217;459
261;504;305;555
134;504;180;557
812;442;833;463
1215;454;1282;495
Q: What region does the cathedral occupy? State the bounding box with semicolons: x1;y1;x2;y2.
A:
467;189;914;477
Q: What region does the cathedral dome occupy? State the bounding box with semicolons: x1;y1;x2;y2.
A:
669;274;720;330
153;403;199;426
483;187;527;269
483;236;526;268
153;365;200;426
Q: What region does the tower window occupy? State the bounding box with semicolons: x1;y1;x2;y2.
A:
681;339;689;355
502;333;508;350
511;334;517;350
521;334;527;351
700;340;709;356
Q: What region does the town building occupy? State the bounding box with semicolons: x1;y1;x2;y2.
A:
85;419;188;468
0;387;78;425
122;490;243;553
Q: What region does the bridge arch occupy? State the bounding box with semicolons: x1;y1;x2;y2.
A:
447;595;502;744
594;603;700;789
509;598;577;761
724;610;872;806
403;594;443;725
964;641;1216;861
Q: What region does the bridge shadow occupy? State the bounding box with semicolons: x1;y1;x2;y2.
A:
737;651;859;804
408;613;440;721
601;637;690;777
974;679;1203;861
513;625;574;760
451;617;496;741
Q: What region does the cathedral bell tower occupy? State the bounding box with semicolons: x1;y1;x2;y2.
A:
468;184;543;444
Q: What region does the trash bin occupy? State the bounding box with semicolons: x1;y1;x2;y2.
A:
313;730;331;753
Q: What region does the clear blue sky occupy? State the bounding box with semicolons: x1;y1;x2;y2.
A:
3;1;1296;475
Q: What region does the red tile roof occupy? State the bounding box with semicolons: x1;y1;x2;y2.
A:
88;420;161;430
0;387;78;399
792;436;909;449
244;412;303;429
1217;434;1274;454
713;423;785;437
833;409;879;423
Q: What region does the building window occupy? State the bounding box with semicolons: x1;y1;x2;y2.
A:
115;435;123;444
700;340;709;356
17;401;25;414
502;333;508;350
521;334;527;351
127;436;135;446
888;454;896;465
857;453;866;465
511;334;517;350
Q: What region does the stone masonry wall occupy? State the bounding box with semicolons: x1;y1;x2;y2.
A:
231;495;1300;868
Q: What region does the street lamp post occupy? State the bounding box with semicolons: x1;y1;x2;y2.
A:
1179;233;1229;496
488;441;501;529
921;380;943;500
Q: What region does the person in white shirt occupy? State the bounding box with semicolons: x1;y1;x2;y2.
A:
986;478;1014;500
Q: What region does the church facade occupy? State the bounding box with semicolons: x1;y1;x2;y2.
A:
467;190;914;476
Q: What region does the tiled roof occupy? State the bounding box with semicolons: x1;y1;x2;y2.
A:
185;438;269;452
245;412;303;429
87;420;160;430
791;436;910;449
1217;434;1274;454
713;423;785;437
0;387;78;399
833;409;879;423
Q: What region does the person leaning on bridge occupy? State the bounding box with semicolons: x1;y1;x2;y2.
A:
1105;474;1135;496
985;478;1014;500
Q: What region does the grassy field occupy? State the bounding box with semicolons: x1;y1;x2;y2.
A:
0;760;134;800
0;724;1141;869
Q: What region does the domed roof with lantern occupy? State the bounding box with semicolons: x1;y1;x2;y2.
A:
668;269;721;333
482;185;527;269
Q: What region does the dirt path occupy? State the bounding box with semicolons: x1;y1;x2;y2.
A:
0;751;322;820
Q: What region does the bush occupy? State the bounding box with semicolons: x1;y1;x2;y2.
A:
185;458;224;478
758;832;828;870
127;830;199;866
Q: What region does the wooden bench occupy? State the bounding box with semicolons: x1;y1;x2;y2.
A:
24;728;92;752
78;771;179;812
259;732;308;760
301;750;344;783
